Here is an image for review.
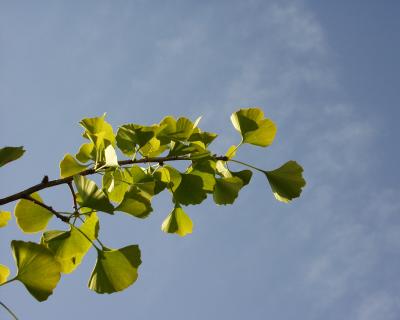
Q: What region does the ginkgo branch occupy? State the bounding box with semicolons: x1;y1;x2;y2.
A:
0;155;228;206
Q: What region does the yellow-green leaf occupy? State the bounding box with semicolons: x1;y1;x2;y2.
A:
0;146;25;168
0;211;11;228
59;154;88;178
11;241;61;301
74;176;114;214
0;264;10;284
76;142;95;163
88;245;141;294
115;187;152;218
41;213;99;273
161;206;193;237
231;108;277;147
14;193;53;233
213;177;243;205
264;161;306;202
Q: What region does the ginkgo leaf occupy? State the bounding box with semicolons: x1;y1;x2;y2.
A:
161;206;193;237
231;108;277;147
11;241;61;301
76;142;95;163
189;160;216;192
154;166;182;192
0;211;11;228
104;145;118;167
88;245;141;294
173;174;207;205
0;146;25;168
264;161;306;202
59;154;88;178
14;193;53;233
0;264;10;284
115;187;153;218
102;168;133;203
80;114;115;148
74;176;114;214
41;213;99;273
213;177;243;205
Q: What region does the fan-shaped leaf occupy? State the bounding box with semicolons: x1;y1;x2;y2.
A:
11;241;61;301
213;177;243;205
0;146;25;168
161;206;193;237
14;193;53;233
0;264;10;284
0;211;11;228
41;213;99;273
231;108;277;147
173;174;207;205
264;161;306;202
59;154;88;178
88;245;141;294
74;176;114;214
115;187;153;218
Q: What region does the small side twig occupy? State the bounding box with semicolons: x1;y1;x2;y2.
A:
67;182;78;213
23;195;69;223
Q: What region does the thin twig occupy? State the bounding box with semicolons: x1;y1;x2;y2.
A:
22;195;69;223
67;182;78;213
0;155;228;206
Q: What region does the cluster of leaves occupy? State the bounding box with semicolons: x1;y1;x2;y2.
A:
0;107;305;304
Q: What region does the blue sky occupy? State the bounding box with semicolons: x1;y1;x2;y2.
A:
1;1;399;319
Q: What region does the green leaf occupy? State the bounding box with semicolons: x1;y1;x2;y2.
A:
115;187;153;218
213;177;243;205
0;211;11;228
80;114;115;148
0;146;25;168
74;176;114;214
159;116;195;141
0;264;10;284
116;124;166;157
188;131;217;148
14;193;53;233
264;161;306;202
231;108;277;147
154;166;182;192
173;174;207;205
231;170;253;186
102;168;133;203
88;245;141;294
11;240;61;301
104;145;119;167
76;142;95;163
161;206;193;237
59;154;88;178
189;160;216;192
41;213;99;273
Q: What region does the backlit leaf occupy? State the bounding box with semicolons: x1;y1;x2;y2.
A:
59;154;88;178
0;211;11;228
115;187;153;218
41;213;99;273
264;161;306;202
80;114;115;148
213;177;243;205
0;146;25;168
173;174;207;205
0;264;10;284
14;193;53;233
231;108;277;147
11;240;61;301
76;142;95;163
88;245;141;294
74;176;114;214
161;206;193;237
